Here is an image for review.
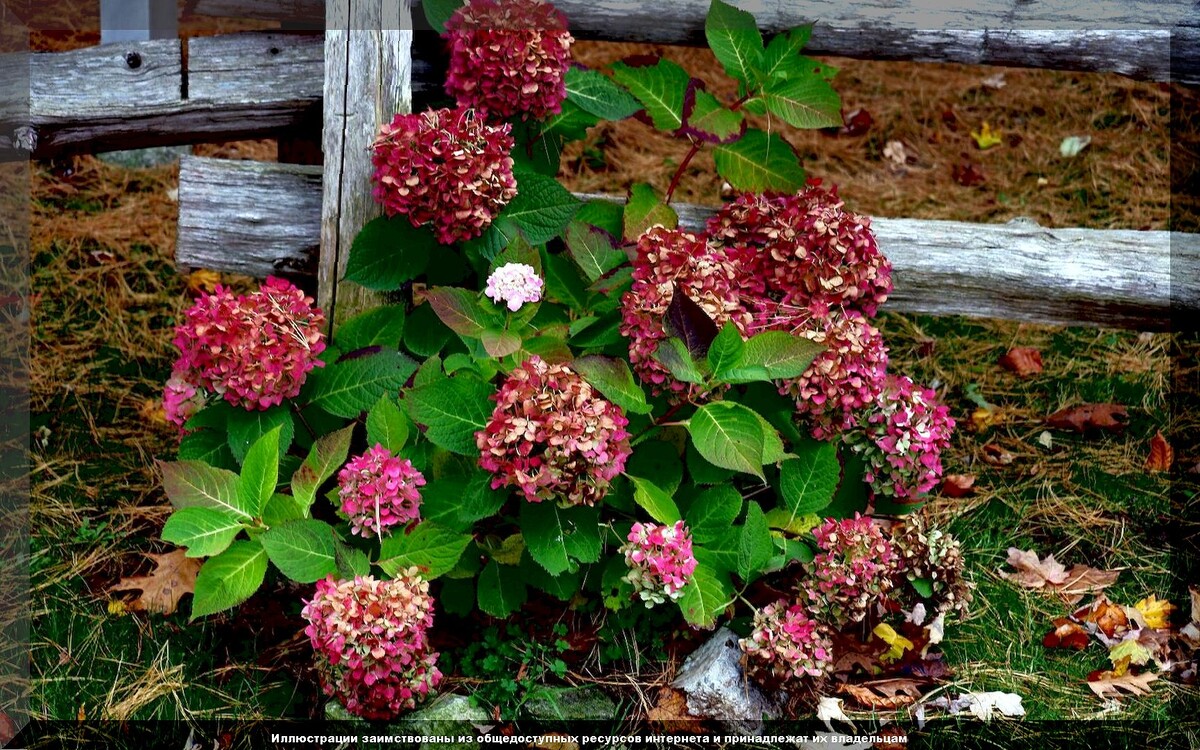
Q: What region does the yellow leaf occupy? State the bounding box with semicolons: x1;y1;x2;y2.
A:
77;704;85;722
971;122;1002;150
1134;595;1175;629
107;599;128;617
1108;638;1151;674
873;623;915;664
186;269;222;295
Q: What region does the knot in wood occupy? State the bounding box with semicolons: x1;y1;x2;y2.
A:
125;51;142;69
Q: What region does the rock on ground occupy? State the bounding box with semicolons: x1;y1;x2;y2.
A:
671;626;779;734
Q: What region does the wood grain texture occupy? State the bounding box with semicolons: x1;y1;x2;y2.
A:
318;0;414;331
175;159;1198;331
189;0;1198;83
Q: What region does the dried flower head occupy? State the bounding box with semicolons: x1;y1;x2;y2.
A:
485;262;544;311
619;226;750;399
741;599;834;681
337;444;426;538
301;572;441;720
169;276;325;413
444;0;573;120
371;106;518;244
476;356;631;507
891;515;973;616
620;520;698;606
803;513;898;627
845;375;956;502
163;373;206;431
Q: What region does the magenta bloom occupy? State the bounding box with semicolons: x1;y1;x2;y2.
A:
476;356;631;507
336;445;426;538
740;600;834;681
619;226;750;400
163;374;205;431
847;375;956;502
485;262;543;311
620;520;698;606
301;573;442;720
803;513;899;627
443;0;574;120
371;106;517;244
168;276;325;415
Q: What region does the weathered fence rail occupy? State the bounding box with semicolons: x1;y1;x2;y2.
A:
177;155;1199;331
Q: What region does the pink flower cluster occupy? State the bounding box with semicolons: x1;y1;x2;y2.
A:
165;276;325;425
846;375;956;502
476;356;631;507
443;0;574;120
485;262;544;311
620;520;698;606
740;600;834;681
301;573;442;720
803;513;898;627
371;106;517;244
336;445;426;538
619;227;750;400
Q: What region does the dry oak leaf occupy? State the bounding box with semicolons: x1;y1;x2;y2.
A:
940;474;976;498
1046;403;1128;434
1052;564;1121;605
1043;617;1090;650
998;347;1043;377
1085;670;1158;699
108;549;201;616
646;688;696;733
1134;594;1176;629
838;679;926;711
1144;432;1173;472
1073;596;1132;641
1000;547;1069;589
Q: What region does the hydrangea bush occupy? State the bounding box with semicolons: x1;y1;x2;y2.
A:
154;0;971;719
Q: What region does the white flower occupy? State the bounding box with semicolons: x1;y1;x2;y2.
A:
484;262;543;311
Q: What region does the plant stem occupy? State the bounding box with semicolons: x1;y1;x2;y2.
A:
662;91;756;206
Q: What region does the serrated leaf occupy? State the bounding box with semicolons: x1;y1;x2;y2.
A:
238;426;280;518
481;328;523;358
706;321;745;376
826;446;871;519
520;503;602;576
178;429;237;470
623;182;678;242
762;73;842;129
778;439;840;518
377;522;472;580
911;577;934;598
626;441;683;495
713;128;806;192
366;394;409;453
666;285;720;359
730;330;824;381
565;221;626;283
628;475;682;524
761;27;813;81
406;374;495;455
677;564;732;628
335;305;407;352
335;543;371;578
687;401;768;480
158;460;250;520
682;89;746;143
226;406;294;464
566;66;642;120
705;0;764;86
653;337;707;385
309;350;418;419
404;303;453;358
190;540;267;619
422;0;463;33
161;507;243;558
685;485;743;543
344;216;434;291
686;441;736;486
477;559;528;617
262;492;305;526
610;57;691;132
570;355;652;415
502;171;581;245
764;508;820;535
737;502;773;581
260;519;337;583
291;424;354;509
541;249;590;312
424;287;496;338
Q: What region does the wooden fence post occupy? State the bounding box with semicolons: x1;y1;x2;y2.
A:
317;0;412;332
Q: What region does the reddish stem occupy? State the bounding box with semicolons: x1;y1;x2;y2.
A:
662;91;757;205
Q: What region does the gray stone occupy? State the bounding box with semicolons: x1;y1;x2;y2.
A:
326;694;489;749
519;686;619;722
671;627;778;735
96;145;191;169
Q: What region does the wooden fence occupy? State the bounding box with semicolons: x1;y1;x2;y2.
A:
10;0;1200;331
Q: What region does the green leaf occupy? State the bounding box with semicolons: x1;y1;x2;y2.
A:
238;426;280;518
768;534;815;571
778;439;839;519
541;249;590;312
706;321;745;376
737;501;773;581
764;508;820;536
336;305;407;352
653;338;707;385
291;424;354;509
575;200;625;237
713;128;806;193
335;543;371;578
683;89;746;143
178;429;237;471
377;522;472;579
502;171;581;245
705;0;764;86
404;303;453;358
610;58;691;131
623;182;678;242
911;577;934;598
262;492;306;526
422;0;463;33
565;66;642;120
424;287;496;339
366;394;410;453
751;409;787;465
406;374;495;455
226;406;294;464
565;220;626;283
492;233;542;276
686;441;735;486
190;540;268;619
826;446;870;519
310;350;418;419
477;559;528;617
570;355;652;415
162;507;243;558
626;441;683;495
687;401;769;480
729;330;824;381
481;329;523;358
520;554;582;601
158;460;250;520
260;519;337;583
628;475;681;524
677;564;732;628
762;73;842;129
685;485;743;543
344;216;435;291
761;27;812;81
520;503;602;576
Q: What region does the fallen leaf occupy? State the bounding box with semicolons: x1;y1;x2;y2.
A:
1074;596;1132;641
1053;565;1120;604
1108;638;1152;675
1001;548;1068;588
1191;585;1200;624
108;549;201;616
999;347;1043;377
952;159;986;186
77;704;85;722
1043;618;1090;650
940;474;976;498
107;599;129;617
838;679;926;710
1086;670;1158;699
970;406;1005;432
1144;432;1173;472
873;726;908;750
0;712;14;744
981;72;1007;89
883;140;908;165
1037;176;1050;186
139;398;168;427
982;442;1015;466
941;108;959;131
816;696;855;733
873;623;916;664
971;122;1002;149
1060;135;1092;157
531;733;579;750
1046;403;1128;434
1037;431;1054;449
1134;595;1175;628
646;688;695;732
961;691;1025;720
841;108;874;137
186;269;222;296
